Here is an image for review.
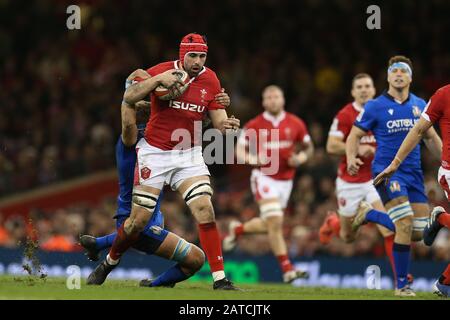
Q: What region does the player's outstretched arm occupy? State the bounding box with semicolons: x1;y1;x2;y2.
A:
345;126;366;175
373;116;435;186
123;69;183;105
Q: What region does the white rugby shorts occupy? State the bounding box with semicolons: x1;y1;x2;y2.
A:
136;138;210;190
335;177;380;217
250;169;293;211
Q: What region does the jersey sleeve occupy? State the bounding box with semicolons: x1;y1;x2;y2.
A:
207;72;225;110
422;88;447;123
294;117;311;144
354;101;377;132
328;109;351;139
146;63;166;77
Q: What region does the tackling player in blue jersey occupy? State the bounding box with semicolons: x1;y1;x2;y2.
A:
80;68;232;287
346;56;442;296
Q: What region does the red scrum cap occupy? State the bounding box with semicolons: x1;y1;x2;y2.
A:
179;33;208;65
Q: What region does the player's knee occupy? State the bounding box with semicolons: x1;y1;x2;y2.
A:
265;215;283;232
125;214;146;234
394;216;413;238
186;245;205;274
183;180;213;207
190;198;215;223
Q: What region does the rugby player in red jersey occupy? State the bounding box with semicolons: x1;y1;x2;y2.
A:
88;33;240;290
223;85;313;283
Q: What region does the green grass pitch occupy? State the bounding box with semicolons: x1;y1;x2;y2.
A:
0;275;445;300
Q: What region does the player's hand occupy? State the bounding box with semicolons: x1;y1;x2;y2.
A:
347;157;364;176
373;161;400;186
357;145;376;158
222;115;240;132
156;69;185;89
127;69;150;82
288;152;308;168
215;88;231;107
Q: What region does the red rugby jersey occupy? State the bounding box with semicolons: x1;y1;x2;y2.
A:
328;102;376;183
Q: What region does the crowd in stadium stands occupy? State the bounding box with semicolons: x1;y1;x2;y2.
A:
1;0;450;259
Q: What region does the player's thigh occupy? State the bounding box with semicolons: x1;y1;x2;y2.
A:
129;185;162;221
276;179;293;210
176;175;215;222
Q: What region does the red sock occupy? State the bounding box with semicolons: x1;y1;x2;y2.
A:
438;212;450;229
234;224;244;238
198;222;224;273
108;224;139;261
277;254;294;273
441;264;450;285
329;215;341;236
383;235;397;281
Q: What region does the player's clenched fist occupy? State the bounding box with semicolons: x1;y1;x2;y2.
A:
347;157;364;176
222;115;240;131
155;69;185;89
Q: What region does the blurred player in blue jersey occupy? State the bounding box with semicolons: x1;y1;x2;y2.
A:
78;69;209;287
346;56;442;296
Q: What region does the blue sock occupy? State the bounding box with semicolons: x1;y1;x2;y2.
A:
151;264;189;287
365;209;396;232
95;232;117;251
393;243;411;289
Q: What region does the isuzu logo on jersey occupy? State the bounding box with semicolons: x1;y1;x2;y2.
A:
169;100;206;113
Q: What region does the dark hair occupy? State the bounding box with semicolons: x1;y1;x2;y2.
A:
388;55;413;71
351;73;373;88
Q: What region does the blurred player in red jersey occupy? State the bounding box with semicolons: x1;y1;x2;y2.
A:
88;33;240;290
319;73;398;280
223;85;313;283
374;84;450;297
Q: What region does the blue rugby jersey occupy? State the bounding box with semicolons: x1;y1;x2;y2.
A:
354;91;427;174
